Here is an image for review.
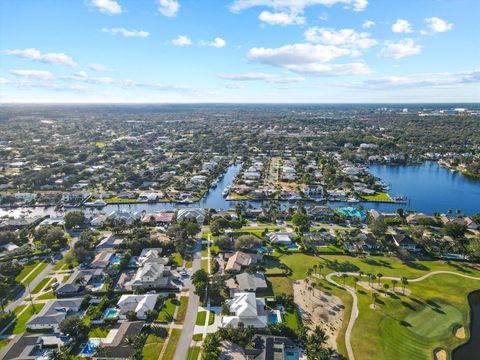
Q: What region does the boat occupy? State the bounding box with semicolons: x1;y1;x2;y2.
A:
347;197;360;203
84;199;108;208
222;186;231;197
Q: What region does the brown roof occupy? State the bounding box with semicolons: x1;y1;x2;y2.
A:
141;212;174;223
225;251;263;272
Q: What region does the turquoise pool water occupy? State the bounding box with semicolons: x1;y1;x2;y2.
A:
338;206;366;221
80;339;100;356
285;351;300;360
103;308;119;318
268;312;279;324
110;254;121;265
286;244;300;250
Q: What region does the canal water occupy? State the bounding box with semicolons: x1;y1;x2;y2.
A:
452;291;480;360
1;161;479;219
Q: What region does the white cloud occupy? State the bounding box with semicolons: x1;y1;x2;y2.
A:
90;0;123;14
225;83;245;89
9;70;54;81
344;69;480;89
258;11;306;26
157;0;180;17
304;27;377;49
219;73;306;83
362;20;375;29
101;28;150;38
425;17;454;33
247;43;370;76
90;63;109;71
0;77;10;85
378;39;421;59
171;35;192;46
4;48;77;66
392;19;413;33
205;37;227;48
230;0;368;13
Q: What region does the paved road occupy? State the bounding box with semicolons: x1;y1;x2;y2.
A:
5;240;76;313
173;239;202;360
326;270;480;360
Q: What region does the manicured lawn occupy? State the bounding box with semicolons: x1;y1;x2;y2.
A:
201;259;209;273
175;296;189;324
208;311;215;325
334;273;479;360
142;334;166;360
195;311;207;326
36;291;56;300
22;262;49;286
192;333;203;341
187;346;201;360
284;307;300;330
104;197;137;203
88;326;109;338
171;252;184;267
15;260;41;282
6;303;45;334
53;250;73;270
267;276;294;296
361;191;393;202
163;329;182;360
0;338;10;349
157;298;177;323
31;277;51;294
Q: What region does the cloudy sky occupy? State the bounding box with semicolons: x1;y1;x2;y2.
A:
0;0;479;103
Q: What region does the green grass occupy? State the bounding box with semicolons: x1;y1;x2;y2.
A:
22;262;49;286
88;326;109;338
195;311;207;326
361;191;393;202
162;329;182;360
201;259;209;273
335;273;479;360
208;311;215;325
104;197;137;203
15;260;41;282
36;291;56;300
175;296;189;324
53;250;73;270
267;276;294;296
171;252;184;267
142;334;166;360
95;141;107;148
157;298;177;323
6;303;45;334
284;307;300;330
31;277;51;294
0;338;10;349
186;346;201;360
192;333;203;341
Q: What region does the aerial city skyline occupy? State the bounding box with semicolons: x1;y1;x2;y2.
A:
1;0;479;103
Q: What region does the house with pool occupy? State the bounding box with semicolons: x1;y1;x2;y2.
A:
222;292;269;328
116;294;159;320
26;298;83;332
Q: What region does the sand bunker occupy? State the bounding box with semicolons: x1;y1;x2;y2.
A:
293;279;344;350
434;348;447;360
454;325;465;339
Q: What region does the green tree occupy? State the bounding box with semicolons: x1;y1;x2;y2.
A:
64;211;86;229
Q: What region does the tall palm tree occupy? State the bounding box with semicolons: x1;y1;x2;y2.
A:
370;275;376;288
318;264;324;278
353;277;359;292
383;283;389;294
392;279;398;292
366;273;372;286
311;282;317;297
306;268;313;279
377;273;383;287
341;273;348;286
371;292;378;307
401;277;409;295
313;264;318;275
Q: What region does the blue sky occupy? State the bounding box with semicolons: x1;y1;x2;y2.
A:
0;0;479;103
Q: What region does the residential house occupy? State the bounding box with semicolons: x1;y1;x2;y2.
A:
406;213;437;225
243;335;302;360
90;250;114;269
117;294;158;320
388;234;422;252
307;206;335;222
176;208;206;224
0;334;68;360
27;298;82;332
140;212;174;226
222;292;268;328
95;233;124;251
128;262;176;290
92;321;145;360
226;272;268;296
137;248;169;267
56;269;102;297
266;232;294;246
225;251;263;272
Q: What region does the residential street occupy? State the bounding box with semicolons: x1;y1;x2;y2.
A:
173;239;202;360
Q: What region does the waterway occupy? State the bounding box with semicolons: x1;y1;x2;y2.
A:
452;291;480;360
1;161;479;219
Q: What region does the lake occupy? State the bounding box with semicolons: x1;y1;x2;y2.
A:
1;161;479;219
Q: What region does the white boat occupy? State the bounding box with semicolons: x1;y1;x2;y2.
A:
222;186;231;197
347;197;360;203
84;199;107;208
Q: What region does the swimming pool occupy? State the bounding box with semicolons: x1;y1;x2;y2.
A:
338;206;366;221
285;351;300;360
286;244;301;250
110;254;121;265
79;339;100;357
103;308;119;318
268;312;279;324
256;246;273;254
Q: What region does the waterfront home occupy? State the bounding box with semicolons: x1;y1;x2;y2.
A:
138;192;160;202
370;210;400;221
440;215;479;230
140;212;174;226
406;213;437;225
105;210;141;224
307;206;335;222
387;234;422;252
222;292;268;328
56;269;103;296
202;160;218;172
302;232;333;247
117;294;159;320
225;251;263;272
226;272;268;296
92;321;145;359
95;233;124;251
176;208;206;224
27;298;82;332
303;184;324;197
0;334;68;360
266;232;294;246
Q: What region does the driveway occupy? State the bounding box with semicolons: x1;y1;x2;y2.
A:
173;239;202;360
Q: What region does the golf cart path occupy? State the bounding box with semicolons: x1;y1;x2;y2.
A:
325;270;480;360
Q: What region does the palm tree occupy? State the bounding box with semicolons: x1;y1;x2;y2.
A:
366;273;372;286
456;209;462;215
358;271;364;279
124;335;137;347
313;264;318;275
306;268;313;279
311;282;317;297
75;276;87;288
448;209;452;215
353;277;359;292
341;273;348;286
307;286;313;297
383;283;389;294
304;278;310;289
392;279;398;292
370;275;376;288
377;273;383;287
371;292;378;307
318;264;324;277
401;277;409;295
